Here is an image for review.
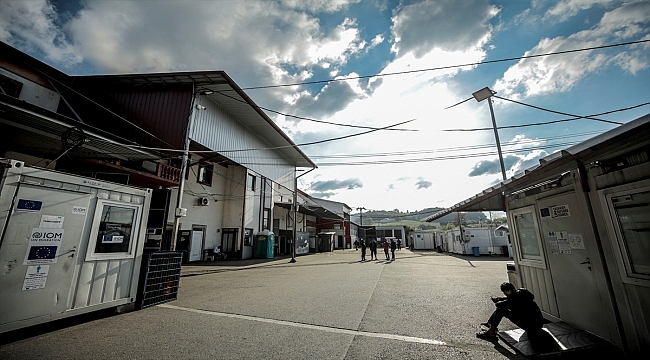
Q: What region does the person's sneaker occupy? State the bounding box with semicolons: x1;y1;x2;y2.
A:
480;322;490;328
476;331;497;341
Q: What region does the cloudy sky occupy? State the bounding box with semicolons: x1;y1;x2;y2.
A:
2;0;649;214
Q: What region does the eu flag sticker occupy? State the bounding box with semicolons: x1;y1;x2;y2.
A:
17;199;43;212
27;246;57;260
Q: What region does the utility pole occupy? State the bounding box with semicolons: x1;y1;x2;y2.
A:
356;207;366;226
473;87;507;181
290;167;316;263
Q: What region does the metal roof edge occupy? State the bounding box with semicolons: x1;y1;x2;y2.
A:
423;113;650;222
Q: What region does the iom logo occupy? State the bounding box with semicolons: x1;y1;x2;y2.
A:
31;230;64;241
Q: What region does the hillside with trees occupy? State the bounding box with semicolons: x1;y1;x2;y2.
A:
351;208;504;231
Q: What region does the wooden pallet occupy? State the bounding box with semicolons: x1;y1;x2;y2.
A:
497;322;611;357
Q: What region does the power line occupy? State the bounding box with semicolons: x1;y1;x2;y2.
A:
243;141;584;167
123;118;416;153
210;90;417;132
494;95;627;125
442;102;647;132
20;60;177;149
306;129;603;159
238;39;649;90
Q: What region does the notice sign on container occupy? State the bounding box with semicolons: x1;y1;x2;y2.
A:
23;228;64;265
551;205;571;218
22;265;50;290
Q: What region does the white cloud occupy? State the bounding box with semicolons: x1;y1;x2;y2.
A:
0;0;82;66
282;0;361;13
390;0;499;57
494;1;650;99
544;0;615;23
305;18;365;65
55;0;382;118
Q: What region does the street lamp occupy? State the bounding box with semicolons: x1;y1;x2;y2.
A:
473;87;507;181
291;167;316;263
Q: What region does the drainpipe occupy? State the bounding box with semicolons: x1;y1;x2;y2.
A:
170;85;196;251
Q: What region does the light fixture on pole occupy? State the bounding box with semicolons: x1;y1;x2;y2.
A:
473;87;507;181
290;167;316;263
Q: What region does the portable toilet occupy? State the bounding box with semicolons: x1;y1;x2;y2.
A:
254;230;274;258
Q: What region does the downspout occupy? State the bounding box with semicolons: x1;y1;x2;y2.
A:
170;84;196;251
240;170;247;260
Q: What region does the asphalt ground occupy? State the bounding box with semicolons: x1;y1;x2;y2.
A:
1;249;534;359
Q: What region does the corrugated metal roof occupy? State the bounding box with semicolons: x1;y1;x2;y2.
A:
423;113;650;222
0;97;158;161
81;71;316;168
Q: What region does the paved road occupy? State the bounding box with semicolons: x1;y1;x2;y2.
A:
1;249;527;359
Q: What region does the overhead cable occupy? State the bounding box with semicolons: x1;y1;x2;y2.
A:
122;118;416;153
238;40;649;90
211;90;417;132
442;102;648;131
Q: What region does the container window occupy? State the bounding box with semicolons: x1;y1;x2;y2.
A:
510;206;546;269
514;212;541;260
94;205;136;253
86;199;142;260
612;191;650;277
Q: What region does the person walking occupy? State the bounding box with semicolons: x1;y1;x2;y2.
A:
382;239;390;260
360;239;367;261
390;239;397;260
354;239;359;251
397;239;402;250
369;238;378;260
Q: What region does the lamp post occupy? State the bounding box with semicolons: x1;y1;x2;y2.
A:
290;167;315;263
472;87;507;181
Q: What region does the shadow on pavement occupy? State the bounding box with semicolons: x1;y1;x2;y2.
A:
0;307;117;346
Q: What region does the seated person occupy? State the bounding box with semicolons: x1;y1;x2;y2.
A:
213;246;227;260
476;282;545;340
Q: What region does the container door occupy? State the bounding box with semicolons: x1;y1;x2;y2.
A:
537;192;610;337
0;184;91;326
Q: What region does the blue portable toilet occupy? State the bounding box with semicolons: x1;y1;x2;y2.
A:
472;246;480;257
254;230;275;259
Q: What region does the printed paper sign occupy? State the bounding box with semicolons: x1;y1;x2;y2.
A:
22;265;50;290
551;205;571;218
549;240;559;254
23;228;63;265
16;199;42;212
40;215;64;229
72;206;87;215
102;235;124;244
569;233;585;249
557;231;571;254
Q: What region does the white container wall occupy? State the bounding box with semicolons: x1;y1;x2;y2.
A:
0;161;151;333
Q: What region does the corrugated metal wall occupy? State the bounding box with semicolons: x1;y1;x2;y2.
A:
106;85;193;150
191;97;295;184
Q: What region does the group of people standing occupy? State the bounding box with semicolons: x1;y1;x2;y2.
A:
355;238;398;261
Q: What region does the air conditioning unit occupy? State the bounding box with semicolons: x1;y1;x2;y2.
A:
199;197;209;206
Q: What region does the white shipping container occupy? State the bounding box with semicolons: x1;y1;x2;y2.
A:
0;160;152;333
